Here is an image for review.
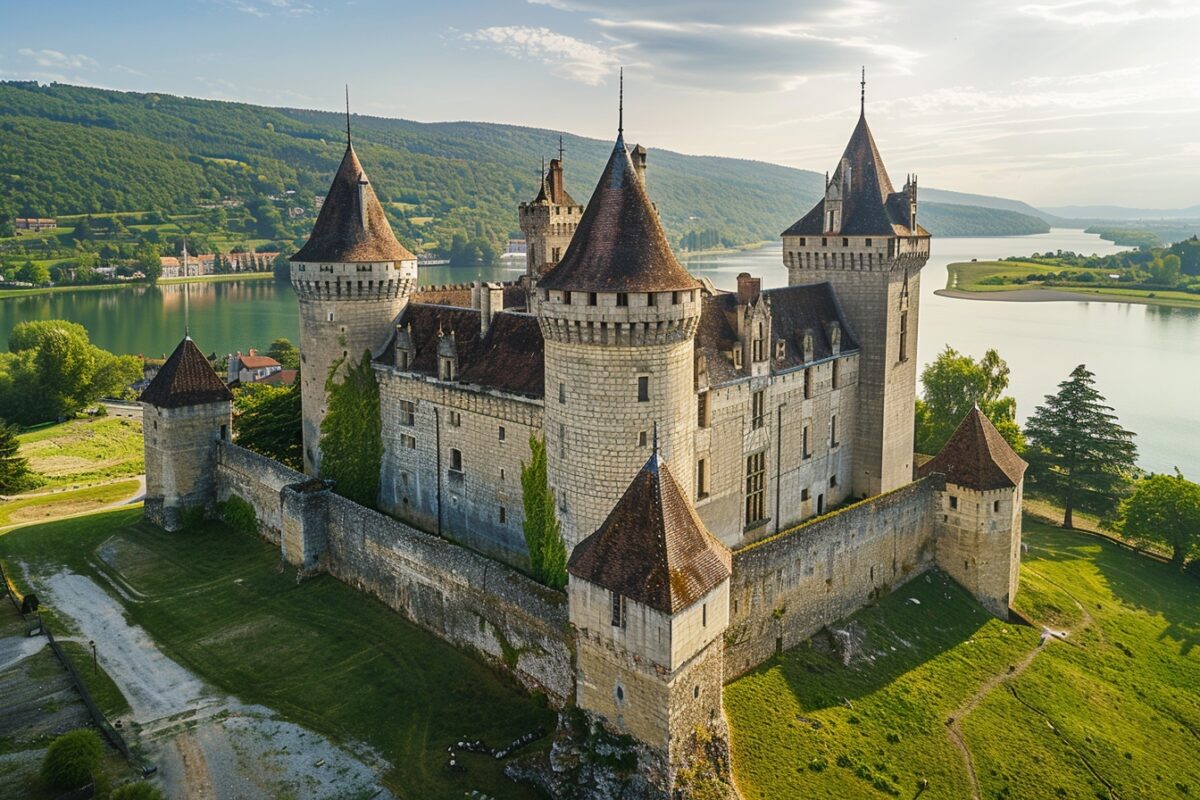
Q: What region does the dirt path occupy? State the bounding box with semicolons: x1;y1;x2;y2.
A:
0;475;145;533
37;568;394;800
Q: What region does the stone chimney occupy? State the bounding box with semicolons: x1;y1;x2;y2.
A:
736;272;762;305
631;144;647;186
801;329;814;363
394;324;415;371
828;320;842;355
437;329;458;381
548;158;565;203
479;283;504;334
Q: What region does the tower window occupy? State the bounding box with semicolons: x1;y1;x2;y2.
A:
399;400;415;426
693;685;700;699
327;312;334;322
563;291;572;305
798;237;806;246
752;390;765;430
702;603;707;627
498;426;506;442
611;592;626;628
745;451;767;526
639;431;648;448
499;506;507;524
830;415;839;448
803;425;811;459
804;369;813;399
697;458;709;499
697;391;710;428
899;311;909;362
830;474;838;488
637;376;649;402
616;292;628;307
449;448;463;472
994;500;1001;513
559;383;566;404
588;292;597;306
950;496;959;510
647;292;656;306
866;238;873;247
832;359;841;389
802;488;810;501
842;237;849;247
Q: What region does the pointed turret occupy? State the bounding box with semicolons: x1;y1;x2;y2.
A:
139;336;233;408
291;143;415;264
568;451;730;614
539;135;698;293
920;407;1027;491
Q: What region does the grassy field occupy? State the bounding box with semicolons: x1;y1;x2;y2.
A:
725;519;1200;799
0;509;555;799
17;418;144;489
0;480;142;527
945;261;1200;308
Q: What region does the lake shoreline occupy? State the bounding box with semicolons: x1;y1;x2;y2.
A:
935;286;1200;310
0;271;276;299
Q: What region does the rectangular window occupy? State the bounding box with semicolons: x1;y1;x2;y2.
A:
447;410;461;427
752;390;765;430
993;500;1001;513
803;425;811;459
637;376;649;402
899;311;909;362
498;426;506;442
804;369;813;399
588;292;597;306
616;292;628;307
831;415;839;448
499;506;507;524
745;451;767;526
832;359;840;389
865;238;873;247
830;474;838;488
950;496;959;510
647;292;656;306
798;237;806;246
450;448;463;472
611;592;626;628
639;430;648;448
842;237;849;247
697;458;708;499
702;603;707;627
801;488;810;501
697;391;710;428
552;247;561;262
563;290;572;305
399;400;415;426
559;423;566;458
400;433;416;449
559;383;566;404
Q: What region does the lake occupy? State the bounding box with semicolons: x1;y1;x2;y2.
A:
1;231;1195;476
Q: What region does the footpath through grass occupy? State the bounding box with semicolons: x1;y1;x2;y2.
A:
0;509;555;799
16;417;144;489
0;480;141;527
725;519;1200;799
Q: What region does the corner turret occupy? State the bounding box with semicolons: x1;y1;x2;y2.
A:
518;150;585;286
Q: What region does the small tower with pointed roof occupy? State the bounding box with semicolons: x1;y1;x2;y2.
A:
537;78;702;549
139;335;234;531
290;101;418;475
782;70;931;498
921;407;1027;617
518;145;584;286
567;445;732;790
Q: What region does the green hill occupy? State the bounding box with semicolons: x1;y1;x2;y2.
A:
0;81;1050;254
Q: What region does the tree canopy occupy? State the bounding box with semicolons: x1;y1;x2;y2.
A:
266;338;300;370
1024;364;1138;528
0;422;37;493
1118;471;1200;566
915;346;1023;455
233;382;302;471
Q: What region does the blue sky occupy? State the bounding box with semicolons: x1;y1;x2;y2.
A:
2;0;1198;207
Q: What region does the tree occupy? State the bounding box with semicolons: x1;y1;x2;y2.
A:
0;422;38;493
233;382;302;470
266;338;300;370
1024;364;1138;528
915;346;1023;455
1118;471;1200;566
521;434;567;589
17;260;50;285
134;243;161;283
320;352;382;507
41;729;103;791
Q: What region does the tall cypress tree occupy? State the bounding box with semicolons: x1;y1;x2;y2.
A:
1024;364;1138;528
521;434;567;589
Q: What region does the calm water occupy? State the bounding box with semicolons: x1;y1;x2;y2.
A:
1;233;1195;475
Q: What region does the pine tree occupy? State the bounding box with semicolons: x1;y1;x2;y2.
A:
1024;364;1138;528
0;422;37;493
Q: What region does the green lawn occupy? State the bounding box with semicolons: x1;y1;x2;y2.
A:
945;261;1200;308
0;480;142;527
0;509;555;799
17;418;144;490
725;520;1200;799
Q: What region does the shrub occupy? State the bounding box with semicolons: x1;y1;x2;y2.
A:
218;495;257;535
111;783;166;800
41;729;103;791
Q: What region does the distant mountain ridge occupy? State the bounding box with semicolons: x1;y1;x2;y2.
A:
0;81;1051;250
1039;204;1200;221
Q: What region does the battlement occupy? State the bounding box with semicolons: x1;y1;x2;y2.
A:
536;288;701;346
290;260;417;301
782;234;930;275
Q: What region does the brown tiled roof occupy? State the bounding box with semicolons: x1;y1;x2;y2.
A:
694;282;860;386
291;143;416;264
539;136;699;293
918;407;1027;491
409;283;527;311
379;305;545;398
568;453;731;614
237;355;280;369
138;337;233;408
259;369;298;386
783;113;930;238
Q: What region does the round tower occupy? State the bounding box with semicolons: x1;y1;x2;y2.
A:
537;127;701;551
290;128;417;475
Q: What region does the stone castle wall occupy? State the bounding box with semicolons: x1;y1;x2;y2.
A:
724;475;942;677
214;442;574;703
143;401;232;531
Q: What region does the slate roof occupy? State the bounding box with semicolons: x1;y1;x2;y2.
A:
532;158;577;206
380;304;545;398
918;407;1027;491
694;282;860;386
539;136;699;293
139;337;233;408
783;112;930;238
568;452;731;614
291;143;416;264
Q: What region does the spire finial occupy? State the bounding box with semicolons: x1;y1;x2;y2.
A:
618;67;624;136
860;66;866;115
345;84;351;146
558;134;565;163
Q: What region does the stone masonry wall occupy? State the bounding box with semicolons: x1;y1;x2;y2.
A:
214;442;306;546
725;476;942;677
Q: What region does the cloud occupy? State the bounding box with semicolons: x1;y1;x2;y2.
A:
463;26;621;85
17;49;97;70
1018;0;1200;25
214;0;314;18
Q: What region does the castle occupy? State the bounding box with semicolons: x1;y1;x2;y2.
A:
140;83;1026;797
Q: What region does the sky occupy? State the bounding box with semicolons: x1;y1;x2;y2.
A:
1;0;1198;208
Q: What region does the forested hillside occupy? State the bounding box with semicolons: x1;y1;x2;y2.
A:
0;81;1049;256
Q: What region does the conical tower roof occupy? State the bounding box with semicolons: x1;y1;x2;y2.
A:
139;336;233;409
568;450;730;614
919;407;1027;491
291;143;415;263
539;136;698;293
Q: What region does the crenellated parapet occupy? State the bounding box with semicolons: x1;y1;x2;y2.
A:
536;287;701;347
290;260;417;301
